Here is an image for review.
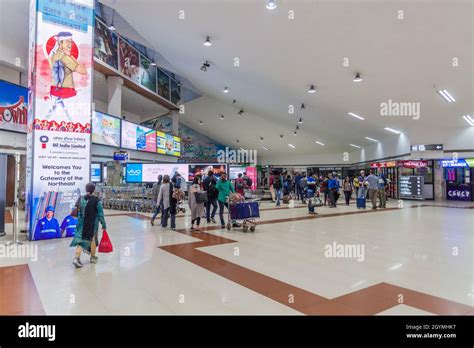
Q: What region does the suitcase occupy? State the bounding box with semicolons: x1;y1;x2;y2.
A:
232;202;260;219
357;197;366;208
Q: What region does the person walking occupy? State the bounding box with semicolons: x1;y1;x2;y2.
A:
269;172;276;203
343;176;353;206
157;175;178;230
150;174;163;226
70;183;107;268
299;173;308;204
353;175;360;198
328;173;338;208
273;173;283;206
364;169;380;210
202;170;218;223
321;176;329;206
307;173;318;215
283;175;292;197
216;172;237;228
294;172;302;201
234;173;246;197
377;170;387;208
189;176;205;232
357;170;367;200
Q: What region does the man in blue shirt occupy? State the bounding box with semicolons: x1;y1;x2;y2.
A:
33;206;61;240
377;171;388;208
60;214;77;238
364;170;380;209
328;173;338;208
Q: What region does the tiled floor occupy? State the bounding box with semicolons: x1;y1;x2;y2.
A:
0;199;473;315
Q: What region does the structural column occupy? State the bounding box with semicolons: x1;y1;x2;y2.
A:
107;76;124;117
171;110;179;136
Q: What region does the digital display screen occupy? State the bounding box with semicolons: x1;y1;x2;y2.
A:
121;120;157;153
399;176;424;199
125;163;189;183
92;111;121;147
188;164;227;182
91;163;102;182
157;131;181;157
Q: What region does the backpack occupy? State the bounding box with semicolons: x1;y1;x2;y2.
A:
273;178;282;189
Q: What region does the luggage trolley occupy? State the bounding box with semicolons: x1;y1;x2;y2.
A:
226;198;260;232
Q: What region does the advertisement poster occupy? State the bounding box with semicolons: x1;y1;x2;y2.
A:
170;78;181;105
126;163;188;183
91;162;102;182
246;166;257;190
157;131;181;157
0;80;28;133
229;165;245;180
94;17;118;70
188;164;227;182
121;120;156;152
92;110;121;147
157;68;170;100
27;0;94;240
118;37;140;83
139;55;157;92
446;184;471;201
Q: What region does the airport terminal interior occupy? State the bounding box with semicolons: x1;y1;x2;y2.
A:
0;0;473;318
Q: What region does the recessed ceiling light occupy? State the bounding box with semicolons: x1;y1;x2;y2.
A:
350;144;361;149
298;117;303;124
353;73;363;82
199;120;203;125
348;112;365;120
200;61;210;72
262;146;268;151
260;137;264;141
463;115;474;126
288;144;295;149
384;127;402;134
365;136;379;142
203;36;212;46
280;134;284;139
266;0;277;10
315;141;325;146
223;86;230;94
437;89;455;103
220;114;225;120
308;85;316;94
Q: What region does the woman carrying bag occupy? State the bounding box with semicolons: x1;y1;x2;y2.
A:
189;176;206;232
70;183;107;268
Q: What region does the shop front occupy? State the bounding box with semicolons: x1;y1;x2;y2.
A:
441;159;473;201
370;161;397;198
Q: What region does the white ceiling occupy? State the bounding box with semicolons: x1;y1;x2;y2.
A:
102;0;473;156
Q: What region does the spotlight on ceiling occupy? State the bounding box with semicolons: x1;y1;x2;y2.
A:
266;0;277;10
233;99;237;104
463;115;474;126
294;130;297;135
280;134;284;139
308;85;316;94
296;125;300;130
203;36;212;47
353;73;363;82
236;139;240;143
108;10;116;31
199;120;204;125
200;61;210;72
437;89;455;103
223;86;230;94
238;110;244;115
300;103;306;110
298;117;303;124
260;137;264;141
219;114;225;120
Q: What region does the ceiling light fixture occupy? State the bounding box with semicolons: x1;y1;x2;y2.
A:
266;0;277;10
200;61;210;72
300;103;306;110
348;112;365;120
108;10;116;31
260;137;264;141
437;89;455;103
203;36;212;46
296;125;300;130
199;120;203;125
365;136;379;142
233;99;237;104
384;127;402;134
236;139;240;143
350;144;361;149
462;115;474;126
280;134;284;139
293;130;297;135
220;114;225;120
262;146;269;151
238;110;244;115
308;85;316;94
223;86;230;94
298;117;303;124
288;143;295;149
315;141;325;146
353;73;363;82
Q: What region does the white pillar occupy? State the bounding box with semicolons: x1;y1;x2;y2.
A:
107;76;124;117
171;110;179;135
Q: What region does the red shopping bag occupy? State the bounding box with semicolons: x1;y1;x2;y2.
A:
98;230;113;253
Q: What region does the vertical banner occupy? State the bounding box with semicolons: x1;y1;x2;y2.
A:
27;0;94;241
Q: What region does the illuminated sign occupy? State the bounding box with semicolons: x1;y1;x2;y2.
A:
157;131;181;157
441;159;468;168
397;160;429;168
411;144;443;152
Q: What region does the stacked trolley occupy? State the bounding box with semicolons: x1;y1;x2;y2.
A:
227;196;260;232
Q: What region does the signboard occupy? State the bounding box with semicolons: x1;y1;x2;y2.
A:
447;184;471;201
465;158;474;167
370;161;397;168
157;131;181;157
399;176;424;200
92;110;121;147
27;0;94;241
229;165;245;180
0;80;28;133
441;159;468;168
188;164;227;182
397;160;429;168
113;151;128;161
91;163;102;182
125;163;189;183
411;144;443;152
121;120;156;153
